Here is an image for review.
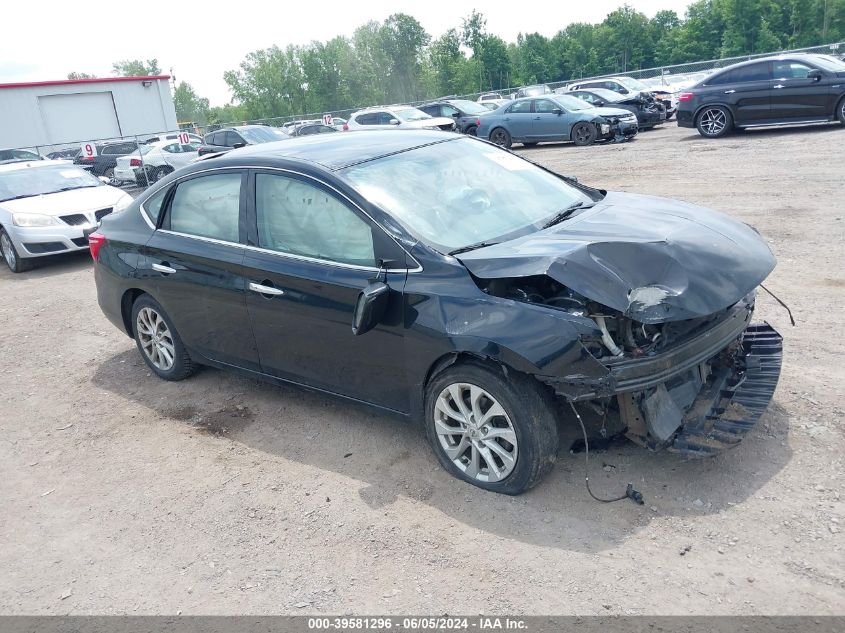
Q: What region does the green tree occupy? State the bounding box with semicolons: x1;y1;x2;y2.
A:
173;81;210;124
112;59;161;76
67;71;96;80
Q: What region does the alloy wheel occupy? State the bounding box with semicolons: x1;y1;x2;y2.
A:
1;232;16;270
434;383;518;483
491;129;508;146
699;108;727;136
136;307;176;371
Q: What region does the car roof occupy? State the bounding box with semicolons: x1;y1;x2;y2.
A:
205;130;458;171
708;52;824;73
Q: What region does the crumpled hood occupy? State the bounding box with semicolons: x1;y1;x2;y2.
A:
589;106;637;119
457;192;776;323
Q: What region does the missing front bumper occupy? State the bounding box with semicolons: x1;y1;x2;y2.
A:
620;322;783;457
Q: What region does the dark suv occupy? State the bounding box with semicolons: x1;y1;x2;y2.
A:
197;125;287;156
418;99;491;135
677;53;845;137
74;141;140;180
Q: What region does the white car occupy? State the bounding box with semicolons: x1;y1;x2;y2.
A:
0;160;133;272
477;92;505;103
114;138;200;186
346;106;456;132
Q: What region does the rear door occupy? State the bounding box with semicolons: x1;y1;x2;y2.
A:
141;169;260;369
241;169;412;411
532;98;569;139
707;62;772;124
770;59;831;120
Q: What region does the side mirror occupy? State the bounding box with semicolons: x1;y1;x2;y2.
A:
389;118;400;125
595;101;605;107
352;281;390;336
98;176;110;184
232;142;246;149
807;69;822;81
618;88;629;94
451;112;460;117
552;108;563;115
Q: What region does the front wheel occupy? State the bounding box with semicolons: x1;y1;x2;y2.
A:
490;127;512;148
424;362;559;495
132;295;197;381
836;96;845;125
696;106;732;138
571;122;598;146
0;228;32;273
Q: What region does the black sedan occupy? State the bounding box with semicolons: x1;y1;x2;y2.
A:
91;132;782;494
677;53;845;137
286;123;338;137
568;88;666;130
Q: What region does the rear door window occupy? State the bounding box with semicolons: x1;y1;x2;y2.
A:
506;100;533;114
165;173;243;243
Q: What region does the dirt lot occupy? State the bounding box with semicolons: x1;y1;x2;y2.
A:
1;123;843;616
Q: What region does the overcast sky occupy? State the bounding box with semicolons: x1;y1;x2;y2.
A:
1;0;694;106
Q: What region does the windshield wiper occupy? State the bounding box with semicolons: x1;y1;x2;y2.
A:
541;201;593;229
448;241;500;256
0;193;41;202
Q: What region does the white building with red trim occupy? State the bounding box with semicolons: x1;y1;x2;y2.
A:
0;75;177;152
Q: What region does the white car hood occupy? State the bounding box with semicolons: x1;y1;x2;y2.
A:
1;185;129;217
402;116;454;129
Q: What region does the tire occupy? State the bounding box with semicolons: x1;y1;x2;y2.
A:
466;126;478;137
837;96;845;125
424;361;559;495
571;122;598;146
131;295;197;381
103;167;115;181
490;127;512;149
696;106;732;138
522;142;538;147
149;166;174;184
0;227;32;273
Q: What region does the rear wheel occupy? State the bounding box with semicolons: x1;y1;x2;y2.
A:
466;126;478;137
571;122;598;146
131;295;196;381
424;362;559;495
148;166;174;184
490;127;512;148
0;228;32;273
103;167;115;182
696;106;732;138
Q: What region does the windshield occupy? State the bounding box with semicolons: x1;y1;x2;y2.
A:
0;164;101;202
616;76;648;91
239;127;285;143
395;108;431;121
584;89;624;102
448;100;489;115
553;95;592;111
811;54;845;71
340;138;593;253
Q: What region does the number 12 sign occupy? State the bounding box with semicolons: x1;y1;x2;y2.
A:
81;142;97;158
322;114;333;126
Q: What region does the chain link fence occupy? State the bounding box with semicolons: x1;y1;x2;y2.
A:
4;40;843;189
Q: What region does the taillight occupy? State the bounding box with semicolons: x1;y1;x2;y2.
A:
678;92;694;102
342;123;349;131
82;156;95;161
88;232;106;261
475;118;481;127
130;158;141;167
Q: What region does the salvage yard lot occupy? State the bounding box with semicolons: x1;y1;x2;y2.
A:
1;123;843;615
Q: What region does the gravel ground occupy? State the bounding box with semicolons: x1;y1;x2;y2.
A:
1;123;843;615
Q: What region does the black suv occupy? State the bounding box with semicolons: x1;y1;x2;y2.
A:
677;53;845;137
197;125;287;156
74;141;140;180
418;99;491;135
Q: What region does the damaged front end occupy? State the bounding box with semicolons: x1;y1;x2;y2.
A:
475;275;782;457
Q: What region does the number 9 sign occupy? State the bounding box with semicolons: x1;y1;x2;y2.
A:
81;142;97;158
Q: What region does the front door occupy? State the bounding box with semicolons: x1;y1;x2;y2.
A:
532;98;568;139
242;170;412;412
769;59;831;120
141;169;260;369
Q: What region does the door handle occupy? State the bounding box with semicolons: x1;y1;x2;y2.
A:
249;282;284;296
152;262;176;274
773;84;785;89
533;116;541;120
724;90;736;94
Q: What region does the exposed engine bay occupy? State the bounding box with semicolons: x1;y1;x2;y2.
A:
475;274;783;458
